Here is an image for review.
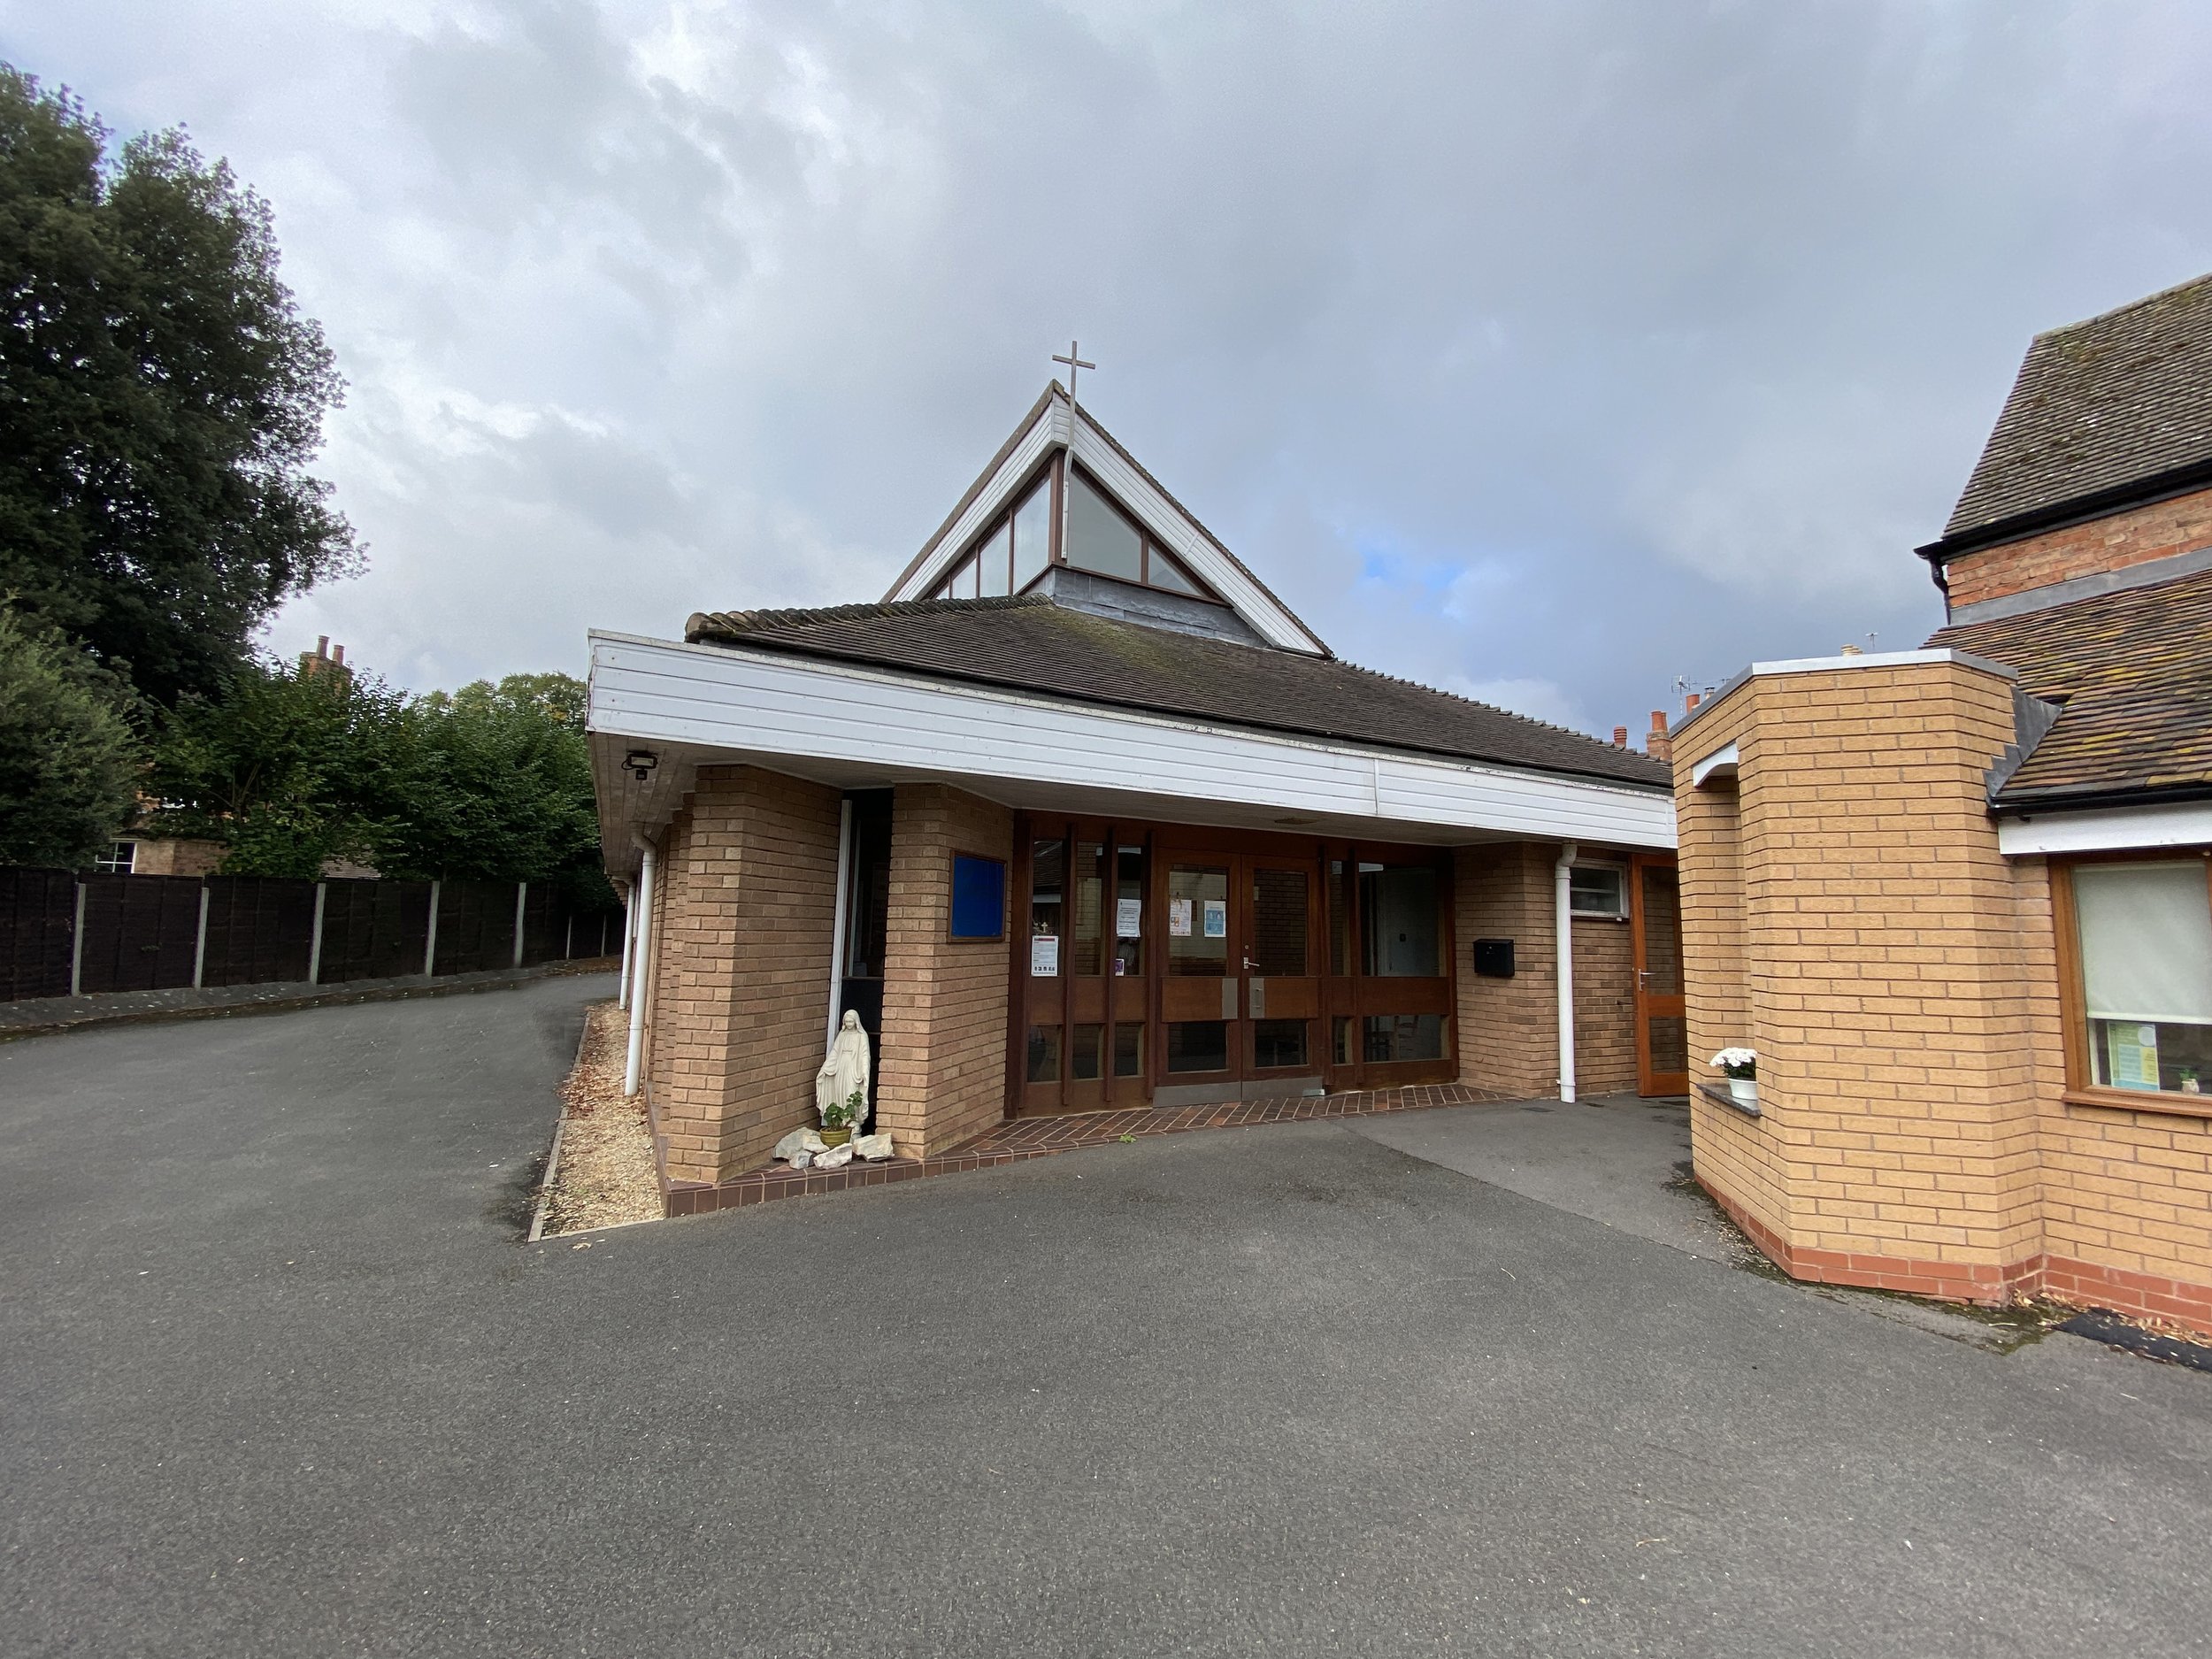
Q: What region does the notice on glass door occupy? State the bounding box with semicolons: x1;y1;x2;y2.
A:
1117;897;1143;938
1169;898;1193;937
1031;934;1059;977
1202;899;1227;938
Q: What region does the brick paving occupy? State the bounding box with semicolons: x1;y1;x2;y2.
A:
664;1082;1504;1217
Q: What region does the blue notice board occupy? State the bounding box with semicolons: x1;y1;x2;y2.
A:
949;853;1006;940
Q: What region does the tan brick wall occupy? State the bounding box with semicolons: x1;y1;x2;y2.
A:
1454;842;1561;1098
640;765;841;1187
1674;657;2212;1330
1943;484;2212;610
876;784;1015;1159
1452;841;1642;1099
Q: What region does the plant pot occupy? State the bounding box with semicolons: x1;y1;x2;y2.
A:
819;1125;852;1148
1727;1077;1757;1106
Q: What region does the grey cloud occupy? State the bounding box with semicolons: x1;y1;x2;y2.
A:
13;0;2212;732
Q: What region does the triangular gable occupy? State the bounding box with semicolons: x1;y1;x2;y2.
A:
883;383;1330;657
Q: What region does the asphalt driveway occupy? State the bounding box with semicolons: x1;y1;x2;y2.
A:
3;975;2208;1658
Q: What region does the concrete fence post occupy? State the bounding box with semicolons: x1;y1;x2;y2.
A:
307;883;327;985
423;879;442;979
512;881;527;970
68;880;87;997
191;883;211;990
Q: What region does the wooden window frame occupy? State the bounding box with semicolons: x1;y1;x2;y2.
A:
2050;850;2212;1121
1060;459;1234;608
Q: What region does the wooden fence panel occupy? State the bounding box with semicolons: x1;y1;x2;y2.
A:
319;879;433;983
76;874;204;995
0;868;78;1001
202;877;318;987
432;879;515;976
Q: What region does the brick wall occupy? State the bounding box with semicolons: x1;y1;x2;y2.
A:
641;766;841;1188
1673;660;2212;1333
1452;841;1643;1099
876;784;1015;1159
1943;483;2212;610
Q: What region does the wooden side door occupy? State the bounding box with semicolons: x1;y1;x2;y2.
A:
1155;852;1242;1103
1630;852;1690;1096
1241;855;1323;1097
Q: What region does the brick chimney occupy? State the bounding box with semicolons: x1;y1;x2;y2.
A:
300;637;355;686
1646;710;1672;764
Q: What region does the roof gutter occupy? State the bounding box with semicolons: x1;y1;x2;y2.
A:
1989;780;2212;818
1918;454;2212;572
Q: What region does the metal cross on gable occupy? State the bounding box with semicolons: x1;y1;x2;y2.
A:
1051;340;1094;412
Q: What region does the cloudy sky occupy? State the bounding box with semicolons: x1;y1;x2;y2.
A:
10;1;2212;736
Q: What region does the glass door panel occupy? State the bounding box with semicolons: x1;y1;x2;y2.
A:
1162;862;1234;1083
1244;858;1318;1094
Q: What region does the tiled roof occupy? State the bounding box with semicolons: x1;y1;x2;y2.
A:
685;595;1671;791
1927;565;2212;807
1944;273;2212;539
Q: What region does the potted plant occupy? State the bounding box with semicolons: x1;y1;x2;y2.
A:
1711;1047;1757;1106
819;1088;862;1148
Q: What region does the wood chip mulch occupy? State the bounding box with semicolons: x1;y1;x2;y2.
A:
539;1000;661;1235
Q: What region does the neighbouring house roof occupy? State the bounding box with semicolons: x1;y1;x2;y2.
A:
1927;564;2212;810
684;595;1671;791
1938;272;2212;548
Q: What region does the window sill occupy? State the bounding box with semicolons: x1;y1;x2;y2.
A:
2063;1087;2212;1122
1696;1079;1761;1119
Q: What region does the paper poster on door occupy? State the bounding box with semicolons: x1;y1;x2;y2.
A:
1030;934;1059;977
1202;899;1227;938
1116;897;1143;939
1169;898;1193;937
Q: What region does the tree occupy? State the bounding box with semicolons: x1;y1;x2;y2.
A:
143;654;403;879
0;68;359;709
0;606;142;867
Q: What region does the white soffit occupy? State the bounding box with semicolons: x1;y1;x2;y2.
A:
1996;801;2212;856
588;632;1678;853
886;397;1324;656
1690;742;1738;787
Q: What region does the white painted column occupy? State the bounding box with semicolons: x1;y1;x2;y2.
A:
1554;841;1578;1103
617;886;636;1010
622;841;657;1098
824;797;854;1050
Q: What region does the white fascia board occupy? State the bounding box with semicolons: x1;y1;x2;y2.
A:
588;631;1677;850
1996;801;2212;856
887;404;1061;604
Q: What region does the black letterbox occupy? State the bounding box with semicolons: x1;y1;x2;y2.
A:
1472;938;1515;979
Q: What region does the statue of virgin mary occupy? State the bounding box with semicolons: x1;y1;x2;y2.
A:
815;1010;872;1129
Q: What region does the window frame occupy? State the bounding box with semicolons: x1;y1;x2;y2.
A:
2052;851;2212;1118
96;841;136;874
1568;863;1628;920
1060;461;1233;605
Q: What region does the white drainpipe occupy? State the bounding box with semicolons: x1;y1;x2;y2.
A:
1555;841;1578;1103
616;882;636;1010
623;838;657;1098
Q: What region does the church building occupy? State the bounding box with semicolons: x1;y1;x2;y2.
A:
588;382;1678;1215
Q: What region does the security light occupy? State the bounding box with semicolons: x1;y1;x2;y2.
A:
625;750;659;782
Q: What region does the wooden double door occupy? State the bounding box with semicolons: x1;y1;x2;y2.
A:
1011;818;1456;1115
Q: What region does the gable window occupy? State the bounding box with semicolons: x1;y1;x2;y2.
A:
1570;864;1626;918
1067;469;1145;581
2064;858;2212;1097
937;474;1051;600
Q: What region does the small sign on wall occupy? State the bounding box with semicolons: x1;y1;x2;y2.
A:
1031;934;1059;977
949;853;1006;941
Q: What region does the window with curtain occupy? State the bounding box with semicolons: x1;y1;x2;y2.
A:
2072;860;2212;1095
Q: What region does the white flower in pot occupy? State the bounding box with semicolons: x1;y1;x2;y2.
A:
1710;1048;1758;1106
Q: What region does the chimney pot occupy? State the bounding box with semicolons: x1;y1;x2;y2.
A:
1649;710;1669;734
333;644;345;666
317;635;329;657
1612;726;1628;748
1685;692;1701;712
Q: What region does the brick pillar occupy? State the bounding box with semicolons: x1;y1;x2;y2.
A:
643;765;841;1188
876;784;1014;1159
1454;842;1563;1099
1674;658;2044;1300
